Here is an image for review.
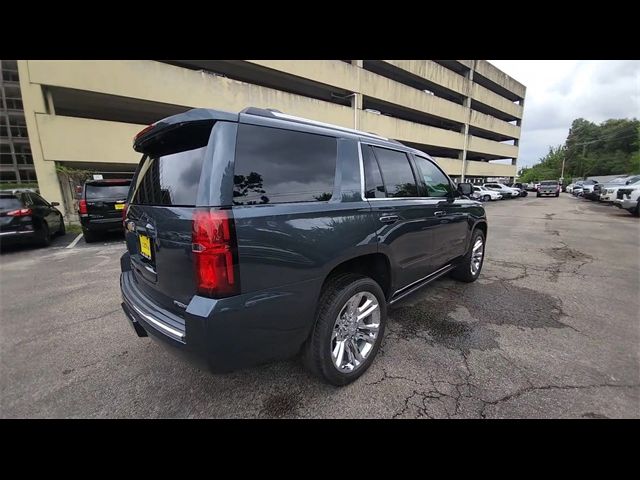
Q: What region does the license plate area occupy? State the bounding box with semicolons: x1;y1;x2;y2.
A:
139;234;152;260
115;203;125;210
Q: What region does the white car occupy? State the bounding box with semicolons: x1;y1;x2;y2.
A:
472;185;503;201
614;185;640;216
483;182;520;199
600;177;640;202
566;183;575;194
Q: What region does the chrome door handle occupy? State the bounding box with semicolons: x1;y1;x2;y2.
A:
379;215;399;224
434;211;447;217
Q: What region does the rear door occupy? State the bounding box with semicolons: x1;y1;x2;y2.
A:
125;120;229;314
27;192;61;232
84;181;130;223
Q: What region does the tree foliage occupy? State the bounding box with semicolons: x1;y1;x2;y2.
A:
518;117;639;184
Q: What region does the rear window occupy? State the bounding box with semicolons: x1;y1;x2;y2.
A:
131;147;207;206
85;183;131;200
0;196;22;210
540;181;558;186
233;124;336;205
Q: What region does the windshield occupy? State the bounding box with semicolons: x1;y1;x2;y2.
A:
85;183;131;200
0;196;22;210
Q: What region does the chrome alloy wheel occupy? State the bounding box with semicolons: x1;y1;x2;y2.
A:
470;237;484;275
331;292;380;373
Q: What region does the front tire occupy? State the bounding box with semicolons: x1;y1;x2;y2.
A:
483;195;491;202
450;229;485;283
57;217;66;236
302;273;387;386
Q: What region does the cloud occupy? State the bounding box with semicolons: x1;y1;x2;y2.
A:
490;60;640;168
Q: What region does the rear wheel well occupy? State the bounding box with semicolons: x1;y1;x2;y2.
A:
322;254;392;301
474;221;487;239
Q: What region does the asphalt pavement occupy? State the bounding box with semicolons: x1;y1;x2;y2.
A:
1;194;638;418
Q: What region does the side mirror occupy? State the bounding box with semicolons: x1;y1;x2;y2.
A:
457;182;473;196
51;201;60;207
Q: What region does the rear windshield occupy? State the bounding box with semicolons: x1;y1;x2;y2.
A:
85;183;131;200
540;181;558;186
131;147;206;206
0;196;22;210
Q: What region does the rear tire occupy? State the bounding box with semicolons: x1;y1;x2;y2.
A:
536;193;541;197
632;202;640;217
483;195;491;202
57;217;66;236
450;229;485;283
555;193;560;197
302;273;386;386
38;223;51;247
82;228;98;243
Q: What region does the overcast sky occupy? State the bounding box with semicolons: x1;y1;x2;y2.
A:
489;60;640;169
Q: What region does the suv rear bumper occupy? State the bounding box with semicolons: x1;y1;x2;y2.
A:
81;216;123;232
119;253;321;372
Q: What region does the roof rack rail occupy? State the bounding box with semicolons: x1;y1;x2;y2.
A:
241;106;389;141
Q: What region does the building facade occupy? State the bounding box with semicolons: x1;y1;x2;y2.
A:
1;60;37;185
16;60;526;218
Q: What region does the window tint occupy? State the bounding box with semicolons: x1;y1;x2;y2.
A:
0;196;23;210
233;125;336;205
372;147;418;198
413;156;452;198
362;145;386;198
28;193;49;206
131;147;206;206
86;183;131;200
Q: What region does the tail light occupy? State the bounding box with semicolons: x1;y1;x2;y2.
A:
79;199;88;215
192;209;240;298
122;203;128;227
6;208;32;217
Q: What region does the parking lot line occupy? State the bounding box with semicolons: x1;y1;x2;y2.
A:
66;233;83;249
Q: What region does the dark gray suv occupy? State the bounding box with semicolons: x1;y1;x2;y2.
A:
119;107;488;385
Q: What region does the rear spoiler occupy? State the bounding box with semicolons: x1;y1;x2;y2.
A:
133;108;238;153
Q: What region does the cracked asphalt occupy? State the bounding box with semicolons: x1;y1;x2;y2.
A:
1;194;639;418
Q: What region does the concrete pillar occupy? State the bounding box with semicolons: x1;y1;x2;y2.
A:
17;60;67;217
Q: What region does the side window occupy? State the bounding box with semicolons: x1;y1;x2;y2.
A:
413;156;453;198
361;145;386;198
371;147;418;198
29;194;49;206
233;125;336;205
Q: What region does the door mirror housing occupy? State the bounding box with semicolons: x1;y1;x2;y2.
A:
50;201;60;207
457;182;473;196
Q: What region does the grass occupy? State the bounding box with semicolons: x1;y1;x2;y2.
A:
65;223;83;235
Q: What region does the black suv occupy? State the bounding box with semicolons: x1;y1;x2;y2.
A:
79;179;131;242
120;108;487;385
0;190;65;247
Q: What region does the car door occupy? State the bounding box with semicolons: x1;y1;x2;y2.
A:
412;155;470;264
363;144;443;292
25;193;59;231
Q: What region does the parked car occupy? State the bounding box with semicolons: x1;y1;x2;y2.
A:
507;183;529;197
537;180;560;197
600;176;640;203
472;185;502;202
572;181;585;196
0;190;65;247
483;182;520;199
79;179;131;243
614;185;640;216
580;180;599;200
119;107;488;386
566;183;575;194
